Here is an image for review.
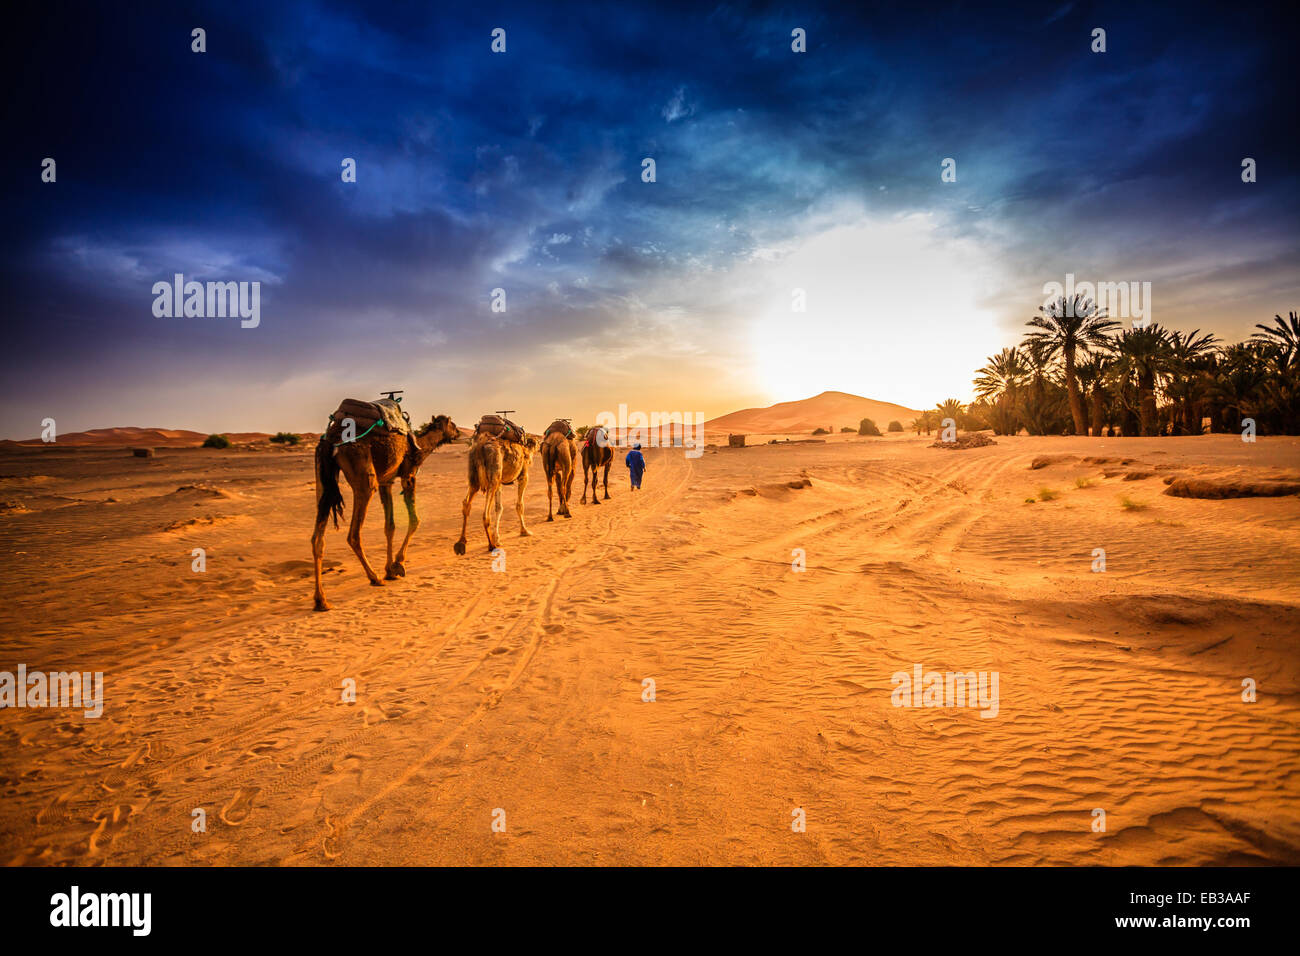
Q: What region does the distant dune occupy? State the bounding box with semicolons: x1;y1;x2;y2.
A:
1;391;922;447
1;426;271;448
705;390;922;434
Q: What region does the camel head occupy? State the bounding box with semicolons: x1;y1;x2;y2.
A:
417;414;463;451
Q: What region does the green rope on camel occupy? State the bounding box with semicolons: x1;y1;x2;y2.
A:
334;419;384;447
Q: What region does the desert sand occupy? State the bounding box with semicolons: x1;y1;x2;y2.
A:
1;430;1298;865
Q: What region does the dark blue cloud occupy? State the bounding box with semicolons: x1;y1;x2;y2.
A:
1;0;1295;434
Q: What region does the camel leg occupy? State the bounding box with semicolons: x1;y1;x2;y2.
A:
392;478;417;574
380;484;400;579
580;461;589;504
311;512;330;612
588;463;600;505
454;486;477;555
488;482;504;551
563;457;575;517
603;459;612;500
516;471;532;537
545;468;555;521
345;467;384;586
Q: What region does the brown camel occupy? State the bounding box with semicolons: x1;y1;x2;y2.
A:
454;432;542;554
580;427;613;504
541;430;577;520
312;412;461;611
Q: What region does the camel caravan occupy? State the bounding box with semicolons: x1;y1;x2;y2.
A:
312;396;614;610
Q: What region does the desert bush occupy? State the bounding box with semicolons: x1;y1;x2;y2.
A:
840;426;854;433
270;432;301;445
887;420;903;432
858;418;882;436
202;434;231;449
1036;487;1059;501
812;427;830;435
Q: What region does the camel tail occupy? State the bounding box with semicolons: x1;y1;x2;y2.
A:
315;436;344;529
467;452;484;488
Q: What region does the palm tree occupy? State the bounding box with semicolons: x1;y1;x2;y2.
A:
911;410;938;436
1024;294;1119;436
974;347;1028;435
1166;329;1220;435
1209;343;1269;433
936;398;965;433
1112;325;1172;436
974;347;1028;401
1251;311;1300;364
1016;338;1069;435
1075;352;1113;437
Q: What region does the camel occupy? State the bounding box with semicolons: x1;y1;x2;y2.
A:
454;432;542;554
580;427;613;504
312;411;461;611
541;429;577;520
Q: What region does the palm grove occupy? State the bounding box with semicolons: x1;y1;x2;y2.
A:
911;300;1300;438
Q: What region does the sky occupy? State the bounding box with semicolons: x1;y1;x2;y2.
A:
2;0;1297;437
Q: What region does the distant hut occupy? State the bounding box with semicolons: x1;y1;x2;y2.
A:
728;433;746;448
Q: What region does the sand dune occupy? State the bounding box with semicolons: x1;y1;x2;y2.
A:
705;390;922;436
0;426;272;448
0;432;1297;865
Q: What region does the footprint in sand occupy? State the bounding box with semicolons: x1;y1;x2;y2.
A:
36;791;74;825
220;786;261;826
88;803;135;854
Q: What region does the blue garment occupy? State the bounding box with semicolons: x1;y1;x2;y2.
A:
625;449;646;488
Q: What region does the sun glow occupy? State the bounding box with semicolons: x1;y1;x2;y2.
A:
748;215;1007;408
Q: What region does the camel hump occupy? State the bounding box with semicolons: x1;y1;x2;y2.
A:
545;419;574;439
373;399;412;436
329;398;411;439
475;414;527;444
584;426;610;449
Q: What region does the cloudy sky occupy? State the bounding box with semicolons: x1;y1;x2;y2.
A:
2;0;1296;436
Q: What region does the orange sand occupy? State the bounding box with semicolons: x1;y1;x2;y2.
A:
1;432;1298;864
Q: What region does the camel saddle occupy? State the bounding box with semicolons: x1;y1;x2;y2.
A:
474;414;526;444
545;419;575;439
583;425;610;449
329;398;412;441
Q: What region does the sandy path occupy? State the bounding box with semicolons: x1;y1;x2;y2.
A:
1;434;1298;864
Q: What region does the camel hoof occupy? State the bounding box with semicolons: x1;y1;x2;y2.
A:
388;562;406;578
604;494;611;500
547;515;554;522
520;529;532;537
314;599;331;612
453;540;467;555
369;578;384;587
